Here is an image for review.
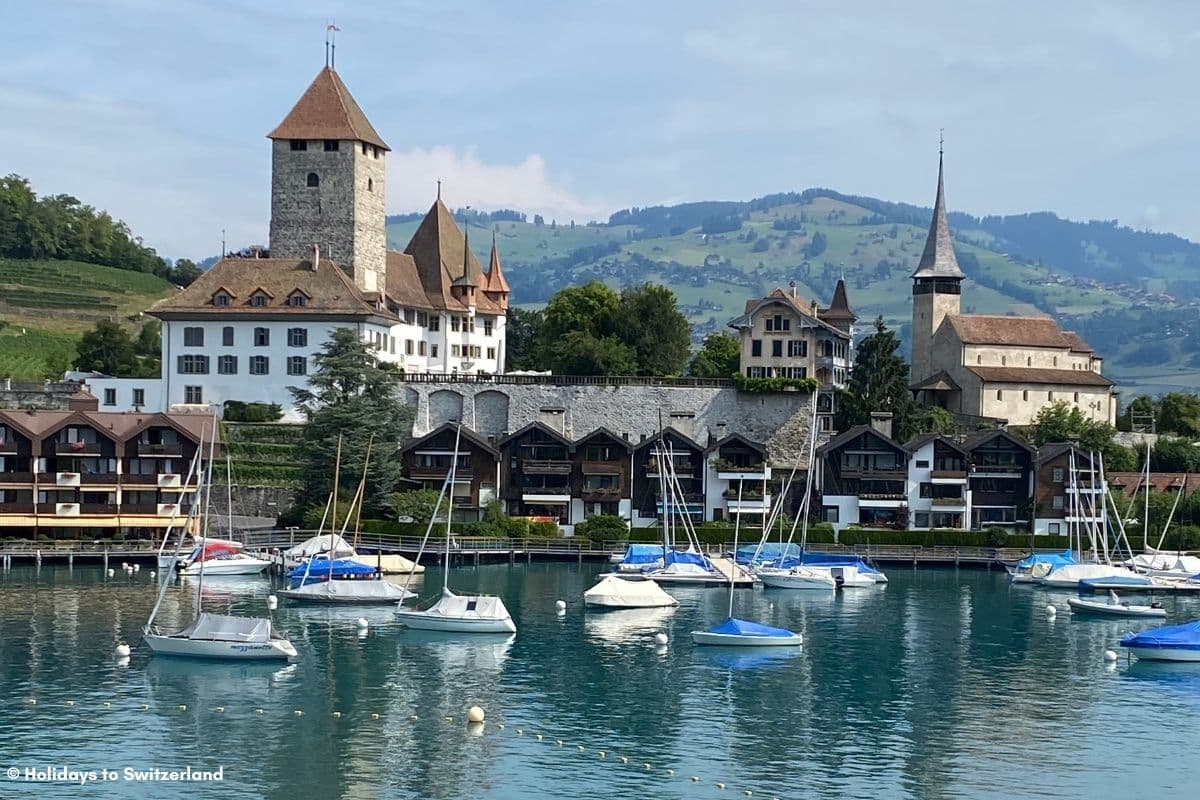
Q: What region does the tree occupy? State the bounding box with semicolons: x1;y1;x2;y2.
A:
836;317;916;439
688;331;741;378
618;283;690;376
290;329;413;516
1159;393;1200;439
388;489;444;525
804;231;827;258
546;330;637;375
135;319;160;359
1028;401;1114;451
74;319;137;376
505;307;544;371
171;258;203;287
911;405;957;435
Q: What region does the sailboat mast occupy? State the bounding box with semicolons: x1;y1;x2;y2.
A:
353;435;374;558
197;416;218;611
728;483;742;619
225;452;234;542
1144;440;1151;553
330;436;342;583
443;423;463;594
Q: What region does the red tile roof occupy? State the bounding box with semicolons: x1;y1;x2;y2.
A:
965;366;1114;387
267;67;389;150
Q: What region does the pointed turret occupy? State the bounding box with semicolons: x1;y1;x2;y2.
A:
911;151;963;279
485;231;511;295
405;196;485;307
267;67;389;150
819;278;855;334
453;228;479;288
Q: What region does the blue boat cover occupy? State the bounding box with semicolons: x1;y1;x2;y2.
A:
1079;575;1152;589
287;557;376;585
620;544;665;565
708;617;797;637
773;553;882;576
1016;549;1075;570
1121;620;1200;651
735;543;802;564
664;550;707;566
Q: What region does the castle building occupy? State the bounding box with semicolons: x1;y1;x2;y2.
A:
908;152;1116;426
87;66;509;419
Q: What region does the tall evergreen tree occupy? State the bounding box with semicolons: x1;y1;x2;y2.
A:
289;329;412;516
836;316;916;439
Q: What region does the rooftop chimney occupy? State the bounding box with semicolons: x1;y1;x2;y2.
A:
789;279;797;298
810;299;819;317
869;411;894;440
311;243;320;271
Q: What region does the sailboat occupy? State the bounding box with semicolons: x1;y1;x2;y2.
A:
394;424;517;634
692;484;803;647
280;436;416;605
143;420;297;660
177;452;270;576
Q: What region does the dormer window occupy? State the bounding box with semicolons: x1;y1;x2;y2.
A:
287;291;309;308
251;294;268;307
212;291;232;307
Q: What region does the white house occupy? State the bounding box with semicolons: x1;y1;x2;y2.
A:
904;434;971;530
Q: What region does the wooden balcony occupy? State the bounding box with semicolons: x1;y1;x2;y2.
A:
970;464;1022;476
0;471;34;484
0;502;32;514
931;469;967;480
79;503;119;514
55;440;102;455
120;504;159;515
0;440;18;455
523;459;572;476
137;441;184;457
580;461;623;475
581;487;623;502
409;466;473;480
930;496;966;507
840;467;906;479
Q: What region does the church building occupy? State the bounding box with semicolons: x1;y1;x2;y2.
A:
88;65;510;419
908;153;1116;426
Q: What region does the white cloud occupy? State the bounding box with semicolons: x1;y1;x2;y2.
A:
386;146;614;223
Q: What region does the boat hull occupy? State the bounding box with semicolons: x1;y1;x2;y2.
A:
393;610;516;634
278;588;415;605
758;570;836;590
143;632;296;660
583;596;677;609
691;631;803;647
1066;598;1166;618
1121;645;1200;662
179;558;271;576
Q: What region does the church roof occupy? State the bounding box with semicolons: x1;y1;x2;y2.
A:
149;257;393;320
965;366;1114;387
1061;331;1095;354
485;232;511;294
267;67;389;150
821;278;855;320
912;152;965;280
401;199;500;312
945;314;1094;351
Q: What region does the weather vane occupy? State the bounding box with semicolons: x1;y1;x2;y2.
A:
325;21;341;68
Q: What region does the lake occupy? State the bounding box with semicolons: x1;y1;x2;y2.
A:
1;561;1198;799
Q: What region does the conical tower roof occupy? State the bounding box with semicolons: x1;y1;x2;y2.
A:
485;231;511;293
822;278;855;320
453;228;479;287
404;197;485;304
268;67;389;150
911;152;964;279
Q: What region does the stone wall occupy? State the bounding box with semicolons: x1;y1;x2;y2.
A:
209;485;296;524
403;380;817;466
0;380;85;411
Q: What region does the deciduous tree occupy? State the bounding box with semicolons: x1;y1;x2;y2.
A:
688;332;741;378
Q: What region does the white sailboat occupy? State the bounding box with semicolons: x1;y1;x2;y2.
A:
176;453;270;576
584;574;679;609
144;420;297;661
394;424;516;634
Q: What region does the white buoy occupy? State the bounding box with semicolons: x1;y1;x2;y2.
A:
555;599;566;611
1045;604;1057;617
356;617;369;630
133;564;140;572
122;562;129;569
467;705;485;723
149;571;156;578
1104;649;1118;662
115;643;131;658
267;595;278;610
106;568;114;577
654;632;669;646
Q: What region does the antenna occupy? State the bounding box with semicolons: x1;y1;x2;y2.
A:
436;179;442;200
939;128;944;156
220;228;226;258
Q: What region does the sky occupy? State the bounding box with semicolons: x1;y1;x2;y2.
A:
5;0;1200;261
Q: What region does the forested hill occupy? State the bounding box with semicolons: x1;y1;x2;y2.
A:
388;190;1200;396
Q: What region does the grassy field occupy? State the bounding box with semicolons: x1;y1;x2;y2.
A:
0;258;174;378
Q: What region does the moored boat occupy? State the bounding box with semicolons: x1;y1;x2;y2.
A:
1068;592;1166;618
144;613;297;660
691;617;804;647
584;574;678;608
1121;620;1200;661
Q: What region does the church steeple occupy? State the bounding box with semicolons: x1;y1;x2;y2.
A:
911;149;964;280
910;143;963;385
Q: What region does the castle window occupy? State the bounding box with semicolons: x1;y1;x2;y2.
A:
287;328;307;347
177;355;209;375
751;340;762;357
1022;390;1029;401
976;354;982;364
487;347;496;360
184;386;202;404
429;316;440;332
451;316;461;332
484;319;494;336
1001;356;1007;366
222;327;234;347
1054;356;1058;366
290;140;307;151
213;292;231;307
249;356;269;375
996;390;1002;400
1027;357;1032;366
419;341;427;356
287;356;307;376
132;388;144;407
254;328;269;347
183;327;204;347
218;355;237;374
324;140;339;152
373;146;380;159
362;143;368;155
1048;391;1054;401
404;309;415;324
405;340;414;356
451;345;460;357
368;178;374;192
1074;392;1080;402
306;172;319;188
431;344;439;358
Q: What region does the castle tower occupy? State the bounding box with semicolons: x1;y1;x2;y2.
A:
267;67;389;293
483;231;511;310
910;150;964;384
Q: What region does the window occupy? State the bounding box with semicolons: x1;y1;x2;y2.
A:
1027;357;1032;366
1048;523;1061;534
919;482;933;498
1022;390;1029;401
373;146;380;159
977;354;982;364
184;386;202;404
405;340;414;356
218;355;237;374
222;326;234;346
451;316;461;332
915;460;929;468
1074;392;1080;402
417;341;426;356
471;346;482;358
287;356;307;376
772;340;783;358
132;388;144;407
287;293;307;307
429;316;440;332
404;309;416;324
287;328;307;347
996;390;1003;400
323;140;339;152
306;172;319;188
251;293;269;307
451;345;461;357
487;347;496;359
1052;468;1064;482
103;388;116;406
417;311;428;326
1052;495;1064;510
751;340;762;357
362;142;368;155
1048;391;1054;401
788;339;807;357
1001;355;1007;366
914;512;930;529
249;356;269;375
213;292;230;307
290;139;307;151
1054;356;1058;366
178;355;209;374
367;178;374;192
484;319;494;336
431;344;439;358
254;328;269;347
183;327;204;347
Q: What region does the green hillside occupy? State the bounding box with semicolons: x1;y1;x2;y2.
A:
0;258;175;379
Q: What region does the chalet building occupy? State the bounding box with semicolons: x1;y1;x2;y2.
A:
908;151;1116;426
905;434;971;530
1107;472;1200;498
498;422;573;523
571;427;633;523
817;420;909;529
398;423;500;521
0;409;212;538
1033;443;1107;535
704;433;772;523
962;429;1035;529
631;429;706;528
87;64;510;419
729;282;855;388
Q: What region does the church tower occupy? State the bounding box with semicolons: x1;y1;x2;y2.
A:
267;66;389;293
910;149;964;385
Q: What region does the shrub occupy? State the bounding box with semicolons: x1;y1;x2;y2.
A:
529;520;560;538
111;531;125;543
575;514;629;543
223;400;284;423
302;499;355;532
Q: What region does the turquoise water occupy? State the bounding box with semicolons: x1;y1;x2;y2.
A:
2;562;1199;799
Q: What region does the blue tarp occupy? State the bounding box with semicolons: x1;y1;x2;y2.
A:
619;544;665;565
1121;620;1200;651
1016;549;1075;570
771;553;883;577
735;543;802;565
708;617;797;637
664;550;707;566
288;558;376;587
1079;575;1152;590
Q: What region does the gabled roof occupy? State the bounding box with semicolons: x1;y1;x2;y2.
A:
1036;442;1098;466
485;232;511;294
1061;331;1095;354
496;420;573;449
402;199;501;313
728;289;850;339
37;410;120;444
945;314;1090;350
574;426;633;452
126;412;217;446
911;369;961;392
903;433;969;457
267;67;389;150
149;257;395;321
401;423;499;459
706;431;767;455
632;426;704;453
961;428;1035;454
0;410;218;446
817;424;904;456
912;152;965;280
966;366;1114;387
1108;472;1200;495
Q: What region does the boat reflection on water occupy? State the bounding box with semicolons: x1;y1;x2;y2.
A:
399;630;516;672
696;645;802;671
584;606;677;647
1124;659;1200;697
141;656;300;708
